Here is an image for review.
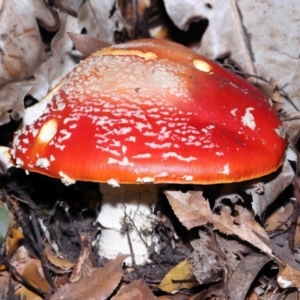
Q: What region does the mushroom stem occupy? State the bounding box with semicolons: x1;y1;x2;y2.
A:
96;183;161;265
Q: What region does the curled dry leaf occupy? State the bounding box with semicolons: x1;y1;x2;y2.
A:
78;0;124;44
67;32;111;58
116;0;151;39
6;228;25;258
251;232;300;290
164;190;272;256
15;286;43;300
30;11;82;101
44;251;75;271
226;253;272;300
21;264;50;294
190;230;225;285
111;279;155;300
0;203;9;246
52;0;84;17
277;264;300;290
264;202;293;232
0;0;58;84
215;234;254;277
0;78;36;125
50;255;128;300
159;259;198;293
247;157;295;217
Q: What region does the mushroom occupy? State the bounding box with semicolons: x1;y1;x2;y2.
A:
2;39;286;265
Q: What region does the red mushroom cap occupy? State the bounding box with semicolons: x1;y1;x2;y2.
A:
11;39;286;185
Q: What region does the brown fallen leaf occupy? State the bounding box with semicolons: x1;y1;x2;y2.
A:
277;264;300;290
190;229;225;285
77;0;124;44
170;191;300;291
0;0;58;84
67;32;111;58
6;227;25;258
44;251;75;271
52;0;84;17
265;202;293;232
15;286;43;300
50;254;128;300
226;253;272;300
69;233;92;282
252;231;300;290
0;78;36;126
111;279;155;300
164;190;272;256
22;264;50;294
159;259;198;293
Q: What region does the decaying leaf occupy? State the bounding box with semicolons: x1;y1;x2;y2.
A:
52;0;84;17
69;233;92;282
215;234;254;275
253;232;300;290
247;157;295;216
226;253;272;300
190;230;225;285
0;0;58;83
0;203;9;246
78;0;124;44
116;0;151;39
265;202;293;232
50;255;128;300
30;11;82;102
67;32;111;58
6;228;25;258
166;190;300;292
277;264;300;290
44;251;75;271
159;259;197;293
15;286;43;300
111;279;155;300
0;78;36;125
164;190;272;255
22;264;50;294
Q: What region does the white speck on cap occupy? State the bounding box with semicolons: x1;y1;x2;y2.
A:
231;108;238;116
37;118;58;144
219;163;230;175
182;175;193;181
58;129;71;143
132;153;151;158
162;152;197;162
274;125;286;139
59;171;76;186
216;152;224;156
108;157;134;166
242;108;256;130
155;172;168;177
136;177;155;183
16;157;24;167
107;178;120;187
193;59;211;73
126;136;136;142
36;158;50;169
146;142;172;149
94;48;158;60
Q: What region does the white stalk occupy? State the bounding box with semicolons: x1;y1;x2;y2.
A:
96;183;161;265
